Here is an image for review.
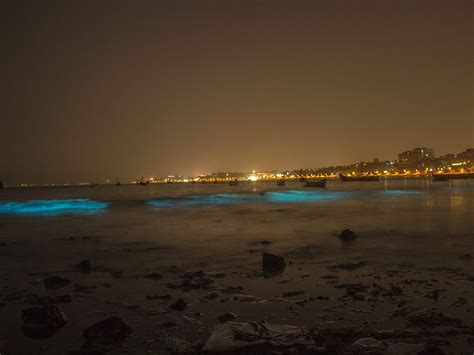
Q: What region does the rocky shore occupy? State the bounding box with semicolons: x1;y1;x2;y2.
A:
1;228;473;354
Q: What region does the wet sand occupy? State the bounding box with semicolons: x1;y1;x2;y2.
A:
0;180;473;354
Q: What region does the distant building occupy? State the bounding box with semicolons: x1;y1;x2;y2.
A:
397;147;435;170
458;148;474;161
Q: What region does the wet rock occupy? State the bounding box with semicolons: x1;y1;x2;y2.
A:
338;229;358;242
145;272;163;280
75;260;91;273
406;308;462;327
459;254;473;261
351;337;386;352
44;276;71;290
169;298;187;311
217;312;237;323
83;317;132;345
21;305;67;338
262;253;286;273
203;321;316;353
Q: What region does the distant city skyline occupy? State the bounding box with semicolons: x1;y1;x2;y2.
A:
3;146;473;186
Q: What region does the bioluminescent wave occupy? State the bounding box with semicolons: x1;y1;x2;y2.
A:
377;189;423;196
146;190;351;209
0;199;109;216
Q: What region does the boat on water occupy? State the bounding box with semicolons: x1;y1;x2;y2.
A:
115;178;121;186
229;179;239;186
304;179;327;188
432;172;474;181
0;180;3;189
276;179;286;186
339;174;379;182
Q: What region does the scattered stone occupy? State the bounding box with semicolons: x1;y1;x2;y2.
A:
217;312;237;323
83;317;132;345
21;305;67;338
338;229;358;242
259;240;272;245
459;254;473;261
320;275;338;279
351;337;386;352
44;276;71;290
145;272;163;280
262;253;286;273
75;260;91;273
169;298;187;311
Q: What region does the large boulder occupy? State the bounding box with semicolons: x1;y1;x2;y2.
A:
83;317;132;345
262;253;286;273
21;305;67;338
338;229;358;241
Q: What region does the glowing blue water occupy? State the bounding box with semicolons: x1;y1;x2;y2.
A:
0;199;109;216
377;190;423;196
146;190;351;209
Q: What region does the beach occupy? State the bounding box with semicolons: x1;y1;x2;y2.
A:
0;178;473;354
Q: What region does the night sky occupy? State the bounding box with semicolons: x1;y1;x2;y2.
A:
2;0;473;184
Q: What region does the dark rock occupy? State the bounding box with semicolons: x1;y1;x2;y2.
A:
75;260;91;273
259;240;272;245
145;272;162;280
338;229;357;242
217;312;237;323
282;290;305;298
169;298;187;311
459;254;473;261
83;317;132;345
21;305;67;338
44;276;71;290
262;253;286;273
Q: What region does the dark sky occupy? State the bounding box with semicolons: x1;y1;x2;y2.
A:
2;0;473;184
